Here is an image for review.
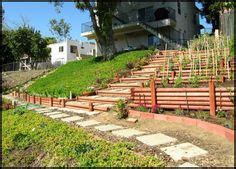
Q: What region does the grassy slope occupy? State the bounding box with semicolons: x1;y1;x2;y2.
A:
27;50;152;97
2;108;164;167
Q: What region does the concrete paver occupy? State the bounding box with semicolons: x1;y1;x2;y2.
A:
160;142;208;161
61;116;84;122
112;128;146;138
136;133;177;146
49;113;70;119
76;120;101;127
94;124;124;132
44;111;63;116
179;162;199;167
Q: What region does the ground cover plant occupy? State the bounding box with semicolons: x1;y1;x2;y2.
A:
2;107;165;167
27;50;152;98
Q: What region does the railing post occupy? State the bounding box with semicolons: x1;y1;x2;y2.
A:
209;80;216;117
33;95;36;104
150;78;157;113
220;59;224;68
171;71;175;79
49;97;53;107
61;99;65;108
39;97;42;105
89;102;94;111
27;94;30;103
130;88;135;100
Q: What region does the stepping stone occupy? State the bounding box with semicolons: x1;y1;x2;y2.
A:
62;108;88;114
49;113;70;119
84;111;100;116
136;133;177;146
112;128;146;138
35;109;52;113
94;124;124;132
76;120;101;127
160;142;208;162
44;111;63;116
179;162;199;167
126;117;138;123
61;116;84;122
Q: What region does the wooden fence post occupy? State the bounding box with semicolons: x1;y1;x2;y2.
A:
33;95;36;104
27;94;30;103
209;80;216;117
61;99;65;108
130;88;134;100
39;97;42;105
49;97;53;107
150;78;157;113
220;59;224;68
171;71;175;79
89;102;94;111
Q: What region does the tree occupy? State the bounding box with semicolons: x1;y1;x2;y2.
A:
44;36;57;45
53;1;118;60
76;1;117;60
1;29;15;64
198;1;235;33
49;18;71;41
7;26;51;68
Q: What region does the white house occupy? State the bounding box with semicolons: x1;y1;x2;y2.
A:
48;39;96;65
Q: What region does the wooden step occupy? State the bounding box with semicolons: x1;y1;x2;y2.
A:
108;82;142;88
77;95;126;104
120;77;149;82
65;101;113;112
97;88;131;97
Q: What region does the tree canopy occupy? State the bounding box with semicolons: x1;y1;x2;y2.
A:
2;26;51;67
49;18;71;41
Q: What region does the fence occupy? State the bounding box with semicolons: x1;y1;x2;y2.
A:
1;61;54;72
130;79;234;117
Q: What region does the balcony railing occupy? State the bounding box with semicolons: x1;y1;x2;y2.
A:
81;7;176;33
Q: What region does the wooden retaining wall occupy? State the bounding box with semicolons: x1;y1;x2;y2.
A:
130;80;234;116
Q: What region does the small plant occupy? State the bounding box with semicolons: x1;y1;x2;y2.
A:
115;99;128;119
174;77;183;88
152;104;164;114
195;111;210;120
136;106;150;112
216;110;227;118
169;59;174;71
126;62;135;69
144;80;150;87
161;77;169;88
188;75;199;88
148;45;156;51
175;108;185;116
13;106;27;115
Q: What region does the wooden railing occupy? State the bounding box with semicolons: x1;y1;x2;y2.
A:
130;79;234;117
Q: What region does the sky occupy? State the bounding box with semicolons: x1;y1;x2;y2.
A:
3;2;212;41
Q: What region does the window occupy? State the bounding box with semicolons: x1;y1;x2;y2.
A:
70;45;77;53
177;0;181;15
59;46;63;52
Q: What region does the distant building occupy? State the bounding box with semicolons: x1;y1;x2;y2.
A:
48;39;96;65
219;8;234;37
81;1;201;52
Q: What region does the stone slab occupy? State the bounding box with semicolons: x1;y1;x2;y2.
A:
112;128;146;138
76;120;101;127
179;162;199;167
85;111;100;116
44;111;63;116
34;109;52;113
49;113;70;119
62;108;88;114
136;133;177;146
126;118;138;123
94;124;124;132
61;116;84;122
160;142;208;161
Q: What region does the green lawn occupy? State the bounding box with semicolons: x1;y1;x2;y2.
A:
27;50;152;97
2;108;164;167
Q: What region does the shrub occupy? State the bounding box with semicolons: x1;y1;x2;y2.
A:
136;106;150;112
195;111;210;120
174;77;183;88
175;108;185;116
217;110;227;118
13;106;27;115
144;80;150;88
188;75;199;88
148;45;156;51
126;62;135;69
161;77;169;88
115;99;128;119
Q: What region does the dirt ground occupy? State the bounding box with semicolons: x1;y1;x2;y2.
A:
90;111;234;167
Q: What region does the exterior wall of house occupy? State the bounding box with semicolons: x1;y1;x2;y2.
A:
48;40;96;65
